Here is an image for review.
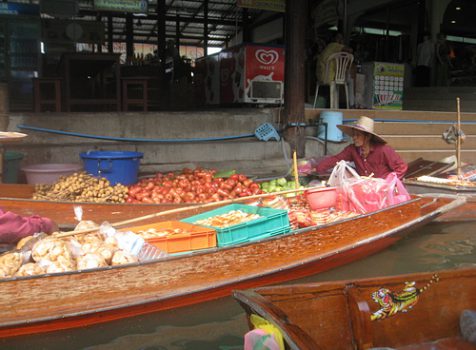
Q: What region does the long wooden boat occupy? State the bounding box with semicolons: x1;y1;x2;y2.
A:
234;267;476;350
403;179;476;222
0;195;464;338
0;183;188;228
401;158;476;222
0;183;474;224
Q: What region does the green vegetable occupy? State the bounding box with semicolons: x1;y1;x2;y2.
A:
276;177;287;186
213;169;236;178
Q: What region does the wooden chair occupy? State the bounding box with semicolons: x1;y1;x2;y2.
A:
33;78;62;112
313;52;354;109
121;77;149;111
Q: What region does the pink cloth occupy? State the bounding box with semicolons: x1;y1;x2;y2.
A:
316;143;408;180
0;209;55;244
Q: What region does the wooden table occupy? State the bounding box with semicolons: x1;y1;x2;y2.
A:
60;53;121;112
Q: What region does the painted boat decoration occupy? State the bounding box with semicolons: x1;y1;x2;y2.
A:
234;267;476;350
0;195;464;338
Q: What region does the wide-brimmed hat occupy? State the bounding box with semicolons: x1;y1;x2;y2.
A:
337;116;386;143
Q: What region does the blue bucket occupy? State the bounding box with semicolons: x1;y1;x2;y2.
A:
80;151;143;185
318;111;343;142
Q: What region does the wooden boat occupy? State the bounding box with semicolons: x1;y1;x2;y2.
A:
234;267;476;350
402;158;476;222
0;182;473;224
0;183;189;228
0;195;464;338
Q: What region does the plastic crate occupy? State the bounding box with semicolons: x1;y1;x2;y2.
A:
247;225;292;242
181;204;290;247
126;221;217;253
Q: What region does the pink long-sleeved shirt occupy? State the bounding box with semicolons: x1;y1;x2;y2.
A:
0;209;56;244
316;143;408;180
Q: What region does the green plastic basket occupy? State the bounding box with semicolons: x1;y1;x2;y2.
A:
181;204;290;247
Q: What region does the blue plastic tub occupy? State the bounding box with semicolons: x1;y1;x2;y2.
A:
318;111;343;142
80;151;143;185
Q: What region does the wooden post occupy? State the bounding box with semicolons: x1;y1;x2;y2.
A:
456;97;462;178
156;0;166;107
107;15;113;53
0;83;9;183
125;14;134;62
203;0;209;56
284;0;307;158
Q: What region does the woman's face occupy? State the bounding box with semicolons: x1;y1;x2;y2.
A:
352;130;368;147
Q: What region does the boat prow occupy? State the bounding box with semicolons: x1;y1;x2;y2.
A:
234;267;476;350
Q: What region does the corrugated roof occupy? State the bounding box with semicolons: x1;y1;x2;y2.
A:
48;0;266;48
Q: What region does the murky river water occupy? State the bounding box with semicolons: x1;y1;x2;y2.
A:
2;221;475;350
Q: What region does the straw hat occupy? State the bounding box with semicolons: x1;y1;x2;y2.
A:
337;116;386;143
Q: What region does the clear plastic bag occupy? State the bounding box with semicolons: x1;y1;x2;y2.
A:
328;160;360;187
297;157;322;175
385;172;411;205
99;222;168;262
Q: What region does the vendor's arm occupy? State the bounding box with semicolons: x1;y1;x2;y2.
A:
315;145;354;174
382;146;408;179
0;209;57;244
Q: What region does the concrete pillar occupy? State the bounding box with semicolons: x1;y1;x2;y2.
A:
430;0;451;39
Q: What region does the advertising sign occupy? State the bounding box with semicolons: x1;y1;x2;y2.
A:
372;62;404;110
243;45;284;103
0;2;39;16
237;0;285;12
94;0;148;14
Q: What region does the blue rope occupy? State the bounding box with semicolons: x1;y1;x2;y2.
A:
18;124;256;143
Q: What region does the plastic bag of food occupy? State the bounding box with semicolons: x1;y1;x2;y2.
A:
74;206;99;232
99;222;168;262
385;172;411;205
297;157;322;175
342;177;390;214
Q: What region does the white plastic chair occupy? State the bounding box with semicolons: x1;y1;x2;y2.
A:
313;52;354;109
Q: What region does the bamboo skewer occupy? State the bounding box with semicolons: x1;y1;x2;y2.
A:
456;97;462;178
54;185;314;239
292;150;300;190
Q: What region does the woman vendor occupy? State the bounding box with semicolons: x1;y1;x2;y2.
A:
315;116;408;179
0;208;57;245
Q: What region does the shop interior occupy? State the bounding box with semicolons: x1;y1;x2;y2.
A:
1;0;475;112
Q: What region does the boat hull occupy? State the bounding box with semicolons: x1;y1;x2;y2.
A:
234;267;476;350
0;196;463;338
404;179;476;222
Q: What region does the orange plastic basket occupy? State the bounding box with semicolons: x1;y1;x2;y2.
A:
126;221;217;254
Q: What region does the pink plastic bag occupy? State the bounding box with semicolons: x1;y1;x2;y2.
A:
343;177;390;214
385;172;411;205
